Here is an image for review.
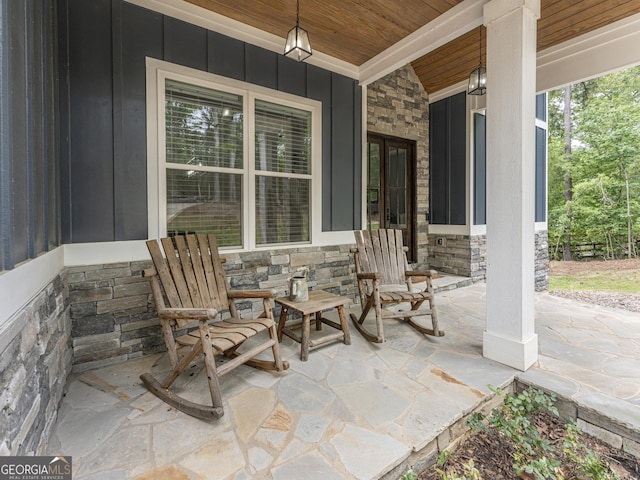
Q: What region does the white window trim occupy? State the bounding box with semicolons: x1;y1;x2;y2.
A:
146;57;338;251
470;106;487;237
535;109;549;232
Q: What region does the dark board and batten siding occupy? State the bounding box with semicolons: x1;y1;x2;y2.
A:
0;0;61;271
59;0;362;245
429;92;466;226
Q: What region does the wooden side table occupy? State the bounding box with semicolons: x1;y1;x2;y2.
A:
275;290;352;361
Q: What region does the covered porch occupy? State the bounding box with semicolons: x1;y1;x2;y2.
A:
50;283;640;479
2;0;640;467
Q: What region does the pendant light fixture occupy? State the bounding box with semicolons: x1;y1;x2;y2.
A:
284;0;312;62
468;26;486;95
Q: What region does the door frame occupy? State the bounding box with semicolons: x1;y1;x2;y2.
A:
366;132;417;261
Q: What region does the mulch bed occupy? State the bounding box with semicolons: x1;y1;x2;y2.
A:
419;412;640;479
418;260;640;479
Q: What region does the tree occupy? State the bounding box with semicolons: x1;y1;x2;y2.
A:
547;66;640;259
562;86;573;260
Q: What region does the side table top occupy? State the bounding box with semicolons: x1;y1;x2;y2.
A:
275;290;351;315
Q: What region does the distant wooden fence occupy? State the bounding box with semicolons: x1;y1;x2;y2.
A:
552;241;639;260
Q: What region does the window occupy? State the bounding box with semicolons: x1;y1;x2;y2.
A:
471;93;548;226
153;66;319;250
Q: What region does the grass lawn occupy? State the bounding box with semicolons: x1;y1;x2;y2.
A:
549;259;640;293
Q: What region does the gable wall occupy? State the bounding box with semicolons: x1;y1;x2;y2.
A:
367;65;431;266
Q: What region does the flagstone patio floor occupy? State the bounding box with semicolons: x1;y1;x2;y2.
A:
48;279;640;479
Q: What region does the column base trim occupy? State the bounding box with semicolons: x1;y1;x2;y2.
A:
483;331;538;371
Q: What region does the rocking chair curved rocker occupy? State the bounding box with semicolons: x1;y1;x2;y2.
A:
141;234;287;419
350;229;444;343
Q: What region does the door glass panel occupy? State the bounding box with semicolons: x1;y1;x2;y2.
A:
367;143;381;230
389;147;407;229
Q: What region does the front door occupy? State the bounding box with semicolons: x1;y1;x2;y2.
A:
366;133;416;261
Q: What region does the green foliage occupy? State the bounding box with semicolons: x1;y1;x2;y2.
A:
471;387;562;480
548;66;640;259
436;452;481;480
563;424;621;480
400;469;418;480
458;387;621;480
438;450;452;467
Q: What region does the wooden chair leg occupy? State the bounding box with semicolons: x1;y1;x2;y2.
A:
349;292;384;343
372;283;384;342
267;321;286;372
429;296;441;336
405;294;444;338
160;340;203;389
140;336;224;420
199;321;224;413
160;320;179;368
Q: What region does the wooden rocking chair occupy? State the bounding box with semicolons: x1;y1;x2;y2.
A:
141;233;287;420
350;229;444;343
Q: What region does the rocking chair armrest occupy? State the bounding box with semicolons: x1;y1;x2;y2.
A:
357;272;382;280
157;307;219;322
406;270;433;278
143;268;157;278
227;289;277;299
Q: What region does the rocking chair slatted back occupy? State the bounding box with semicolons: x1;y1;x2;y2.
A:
147;234;229;314
355;229;407;285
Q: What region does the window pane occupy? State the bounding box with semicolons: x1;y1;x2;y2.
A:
255;100;311;175
166;80;243;169
535;126;547;222
167;169;242;248
255;176;310;245
473;112;487;225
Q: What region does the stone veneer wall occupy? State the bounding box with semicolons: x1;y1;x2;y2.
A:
367;65;430;267
68;245;358;371
427;231;549;292
0;271;71;455
427;234;487;282
535;230;549;291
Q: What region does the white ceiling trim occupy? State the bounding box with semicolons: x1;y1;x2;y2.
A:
358;0;488;86
125;0;360;79
427;11;640;100
536;11;640;92
429;80;467;103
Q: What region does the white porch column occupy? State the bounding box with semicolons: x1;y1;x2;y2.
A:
483;0;540;371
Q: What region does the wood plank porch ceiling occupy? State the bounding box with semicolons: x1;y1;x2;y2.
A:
187;0;640;94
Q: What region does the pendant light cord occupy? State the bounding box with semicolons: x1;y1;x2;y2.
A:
479;26;482;66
